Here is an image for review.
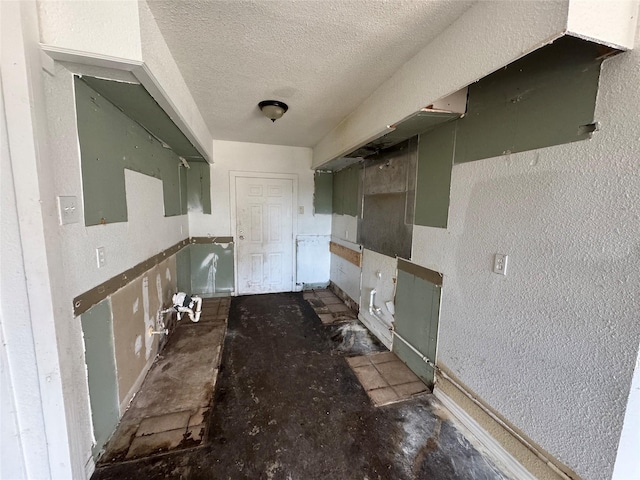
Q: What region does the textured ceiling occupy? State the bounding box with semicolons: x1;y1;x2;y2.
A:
146;0;474;148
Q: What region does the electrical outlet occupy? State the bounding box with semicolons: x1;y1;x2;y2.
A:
493;253;508;275
58;196;80;225
96;247;106;268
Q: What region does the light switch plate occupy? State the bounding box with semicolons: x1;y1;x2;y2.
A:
493;253;508;275
58;196;80;225
96;247;106;268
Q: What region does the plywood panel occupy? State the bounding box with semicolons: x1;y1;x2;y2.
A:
329;241;362;267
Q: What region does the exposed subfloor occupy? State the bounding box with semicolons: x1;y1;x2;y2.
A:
93;292;513;480
97;297;229;464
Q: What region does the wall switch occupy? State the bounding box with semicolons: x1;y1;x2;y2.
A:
96;247;106;268
493;253;508;275
298;206;304;214
58;196;80;225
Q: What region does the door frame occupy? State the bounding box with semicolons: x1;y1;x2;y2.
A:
229;171;298;295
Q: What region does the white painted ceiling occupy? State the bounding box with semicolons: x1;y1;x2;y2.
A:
147;0;474;148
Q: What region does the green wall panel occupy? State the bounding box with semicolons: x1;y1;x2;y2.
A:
393;267;441;385
80;299;119;459
455;36;602;164
176;245;192;293
82;76;203;160
313;171;333;214
332;164;360;216
75;78;208;225
414;123;456;228
187;162;212;214
190;243;235;296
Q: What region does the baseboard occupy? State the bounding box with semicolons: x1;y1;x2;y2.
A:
434;388;537;480
434;368;577;480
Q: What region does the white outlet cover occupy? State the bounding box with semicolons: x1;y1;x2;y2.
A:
96;247;106;268
58;196;80;225
493;253;508;275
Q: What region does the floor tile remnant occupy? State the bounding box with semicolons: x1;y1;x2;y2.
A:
91;293;514;480
347;351;428;406
125;428;187;460
97;298;228;464
303;288;358;325
136;411;191;437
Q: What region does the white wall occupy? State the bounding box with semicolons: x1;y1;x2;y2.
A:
411;24;640;479
613;344;640;479
190;140;332;287
0;63;49;480
37;0;143;60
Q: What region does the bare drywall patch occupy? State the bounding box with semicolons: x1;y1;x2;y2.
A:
75;78;187;225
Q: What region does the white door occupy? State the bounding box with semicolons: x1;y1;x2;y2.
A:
235;176;294;295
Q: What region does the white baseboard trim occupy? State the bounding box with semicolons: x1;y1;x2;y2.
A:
434;388;537;480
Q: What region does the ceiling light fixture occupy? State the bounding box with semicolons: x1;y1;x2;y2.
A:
258;100;289;123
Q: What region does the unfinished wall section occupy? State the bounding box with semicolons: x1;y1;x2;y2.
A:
39;61;192;475
413;29;640;480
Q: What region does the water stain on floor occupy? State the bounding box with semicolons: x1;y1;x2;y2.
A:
92;293;513;480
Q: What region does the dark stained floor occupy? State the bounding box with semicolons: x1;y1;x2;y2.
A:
93;292;512;480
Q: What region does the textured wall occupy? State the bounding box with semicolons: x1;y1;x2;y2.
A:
412;33;640;479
